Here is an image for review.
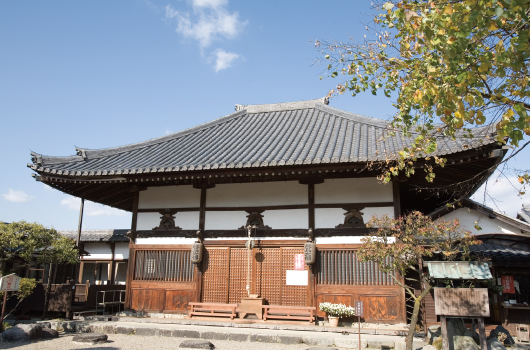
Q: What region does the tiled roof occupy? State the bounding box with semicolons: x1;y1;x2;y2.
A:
517;204;530;223
28;98;497;177
470;243;530;265
60;229;129;242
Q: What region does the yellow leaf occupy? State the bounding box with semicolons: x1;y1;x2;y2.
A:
454;111;463;119
428;66;436;73
447;37;456;44
478;64;489;72
488;21;499;31
437;29;445;35
444;5;453;14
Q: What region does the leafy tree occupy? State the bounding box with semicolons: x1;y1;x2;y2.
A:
317;0;530;194
357;212;481;350
0;221;79;326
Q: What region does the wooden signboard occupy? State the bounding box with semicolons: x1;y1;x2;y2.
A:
434;287;489;317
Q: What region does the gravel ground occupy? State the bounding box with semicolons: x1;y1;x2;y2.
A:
0;334;313;350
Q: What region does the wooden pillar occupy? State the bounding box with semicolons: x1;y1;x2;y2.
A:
125;190;139;309
308;183;315;230
392;180;401;219
193;185;211;302
78;262;85;284
109;243;116;284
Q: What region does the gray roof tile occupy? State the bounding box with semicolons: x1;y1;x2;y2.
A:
30;98;497;176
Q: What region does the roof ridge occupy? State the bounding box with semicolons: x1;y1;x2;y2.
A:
236;97;328;113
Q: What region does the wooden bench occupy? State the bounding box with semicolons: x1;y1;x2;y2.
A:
262;305;317;323
188;302;238;320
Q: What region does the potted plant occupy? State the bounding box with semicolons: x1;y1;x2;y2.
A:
319;302;356;327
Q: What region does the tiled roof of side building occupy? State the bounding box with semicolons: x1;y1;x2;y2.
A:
28;98;497;177
470;243;530;265
517;204;530;223
60;229;129;242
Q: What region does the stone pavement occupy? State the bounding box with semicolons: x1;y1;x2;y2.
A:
32;318;427;350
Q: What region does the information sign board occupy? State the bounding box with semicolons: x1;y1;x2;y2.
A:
434;288;489;317
501;276;515;294
355;301;364;317
0;274;21;292
294;254;305;270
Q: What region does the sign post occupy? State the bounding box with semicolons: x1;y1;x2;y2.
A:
0;274;21;323
355;301;364;350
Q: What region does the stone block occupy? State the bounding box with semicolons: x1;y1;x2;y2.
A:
42;327;59;339
367;339;395;349
303;336;335;347
158;328;172;337
229;332;250;342
174;329;201;338
116;325;136;335
179;339;214;349
1;324;43;342
201;331;229;340
255;334;278;343
72;333;108;344
135;327;157;336
334;338;367;349
278;335;303;344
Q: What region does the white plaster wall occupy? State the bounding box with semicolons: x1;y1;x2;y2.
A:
315;207;395;228
315;208;344;228
135;237;195;244
440;208;523;235
138;185;200;209
265;209;308;229
82;243;113;260
315;178;393;204
115;262;127;285
316;236;396;244
207;181;307;207
137;211;200;230
205;211;248;230
114;243;129;260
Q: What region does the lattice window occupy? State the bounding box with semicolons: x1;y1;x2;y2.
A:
281;248;307;306
134;250;194;282
316;250;395;285
255;248;282;305
228;248;251;304
202;248;229;303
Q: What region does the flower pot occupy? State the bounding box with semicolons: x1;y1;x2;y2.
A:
328;316;339;327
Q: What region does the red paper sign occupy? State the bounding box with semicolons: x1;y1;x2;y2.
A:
501;276;515;294
294;254;305;270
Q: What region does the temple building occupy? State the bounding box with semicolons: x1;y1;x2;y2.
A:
28;98;504;323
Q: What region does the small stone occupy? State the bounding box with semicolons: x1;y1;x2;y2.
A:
41;327;59;339
488;325;515;345
179;339;215;349
72;333;108;344
453;335;479;350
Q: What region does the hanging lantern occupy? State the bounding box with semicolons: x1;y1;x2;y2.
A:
304;242;316;265
191;242;203;263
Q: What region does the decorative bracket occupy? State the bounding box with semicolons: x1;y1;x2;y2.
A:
152;209;182;230
335;207;366;228
239;211;271;230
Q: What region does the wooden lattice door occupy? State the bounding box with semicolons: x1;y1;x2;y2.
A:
202;246;308;306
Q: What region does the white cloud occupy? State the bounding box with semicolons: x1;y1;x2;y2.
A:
213;49;239;72
471;175;529;217
61;197;127;217
2;189;34;203
165;0;246;70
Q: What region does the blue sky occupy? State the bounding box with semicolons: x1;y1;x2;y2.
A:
1;0;528;230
